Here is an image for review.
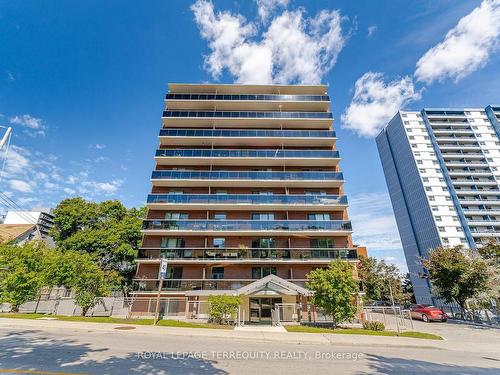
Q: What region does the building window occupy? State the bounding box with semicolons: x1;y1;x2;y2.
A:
214;212;227;220
435;216;442;221
423;177;429;182
161;238;185;248
252;267;277;279
252;213;274;220
308;213;331;221
213;238;226;248
165;212;188;220
163;267;183;289
211;267;224;279
310;238;334;248
425;187;432;191
438;227;445;232
252;238;276;248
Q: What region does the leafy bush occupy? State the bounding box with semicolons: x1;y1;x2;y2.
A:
208;295;241;325
362;321;385;331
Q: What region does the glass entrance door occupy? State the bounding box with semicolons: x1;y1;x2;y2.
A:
249;297;282;323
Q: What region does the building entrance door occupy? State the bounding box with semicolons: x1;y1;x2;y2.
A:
249;297;282;323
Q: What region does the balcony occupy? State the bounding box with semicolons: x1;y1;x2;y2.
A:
451;179;497;186
141;219;353;236
146;193;348;211
154;149;340;167
165;93;330;111
158;128;337;147
447;170;492;177
445;162;488;168
132;278;308;292
137;247;358;263
161;110;333;129
151;170;344;188
462;209;500;216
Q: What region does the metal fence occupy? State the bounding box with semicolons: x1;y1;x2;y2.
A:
363;306;414;333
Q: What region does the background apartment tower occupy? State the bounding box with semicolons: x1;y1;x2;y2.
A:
377;106;500;304
135;83;361;323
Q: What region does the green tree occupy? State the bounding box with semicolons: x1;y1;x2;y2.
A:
402;273;416;304
208;295;241;324
358;256;409;304
476;240;500;306
51;198;144;289
422;246;489;311
306;261;359;327
0;241;47;311
72;253;119;316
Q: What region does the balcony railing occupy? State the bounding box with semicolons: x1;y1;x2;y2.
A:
146;194;347;206
151;170;344;181
132;278;308;291
142;220;352;232
138;247;358;261
166;93;330;102
162;110;332;119
159;129;336;138
155;149;339;159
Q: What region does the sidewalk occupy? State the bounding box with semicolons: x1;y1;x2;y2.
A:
2;317;492;353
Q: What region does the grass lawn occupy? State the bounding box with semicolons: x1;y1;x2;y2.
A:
0;313;231;329
284;325;443;340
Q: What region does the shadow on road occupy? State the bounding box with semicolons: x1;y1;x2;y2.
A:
0;330;228;375
358;354;499;374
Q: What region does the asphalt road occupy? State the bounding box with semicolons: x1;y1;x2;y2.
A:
0;320;499;375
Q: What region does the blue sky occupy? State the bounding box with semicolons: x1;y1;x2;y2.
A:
1;0;499;271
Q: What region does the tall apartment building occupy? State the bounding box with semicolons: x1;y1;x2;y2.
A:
377;106;500;304
134;83;361;323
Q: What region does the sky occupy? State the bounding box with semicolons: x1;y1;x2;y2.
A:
1;0;500;272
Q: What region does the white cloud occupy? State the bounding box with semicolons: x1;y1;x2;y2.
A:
415;0;500;84
255;0;289;23
367;25;377;37
349;192;403;251
91;143;106;150
191;0;349;84
79;179;123;195
63;187;76;195
9;114;46;137
8;179;33;193
341;72;421;137
2;145;30;177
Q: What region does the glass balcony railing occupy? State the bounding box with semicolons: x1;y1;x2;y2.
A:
155;149;340;159
159;129;336;138
138;247;358;261
147;194;348;206
151;170;344;181
166;93;330;102
132;278;307;291
142;220;353;232
162;110;332;119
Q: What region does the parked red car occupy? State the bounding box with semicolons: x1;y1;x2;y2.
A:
409;304;448;322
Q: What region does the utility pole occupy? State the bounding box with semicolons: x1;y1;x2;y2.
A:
154;258;168;325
